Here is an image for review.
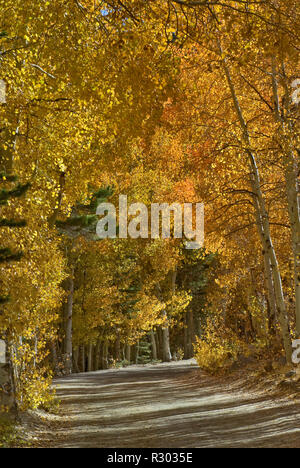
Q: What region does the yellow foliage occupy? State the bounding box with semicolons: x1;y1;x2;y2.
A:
194;317;244;375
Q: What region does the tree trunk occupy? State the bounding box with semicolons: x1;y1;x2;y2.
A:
285;165;300;335
156;280;172;363
102;341;108;369
98;342;103;369
115;331;121;361
184;321;188;360
73;347;80;374
264;253;277;335
272;59;300;336
156;327;163;360
125;343;131;363
87;343;93;372
80;345;85;373
63;274;74;375
135;341;140;365
219;45;292;362
94;340;101;371
184;310;195;359
1;338;16;412
150;330;157;361
162;313;172;362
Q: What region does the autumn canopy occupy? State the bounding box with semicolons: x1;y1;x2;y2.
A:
0;0;299;410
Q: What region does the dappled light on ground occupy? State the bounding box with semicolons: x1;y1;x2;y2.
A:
40;362;300;448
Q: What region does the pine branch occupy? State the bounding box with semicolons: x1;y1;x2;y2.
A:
0;248;23;263
0;182;30;204
56;215;98;229
87;186;114;211
0;219;26;228
55;186;114;240
0;296;10;305
0;173;17;182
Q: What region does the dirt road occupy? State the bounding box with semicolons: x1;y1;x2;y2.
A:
35;360;300;448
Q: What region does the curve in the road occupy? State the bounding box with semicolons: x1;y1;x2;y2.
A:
51;362;300;448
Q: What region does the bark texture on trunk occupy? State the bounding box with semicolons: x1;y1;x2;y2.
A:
125;344;131;363
264;254;277;334
94;340;101;371
272;60;300;335
150;331;157;361
102;341;108;369
64;274;74;375
162;316;172;363
156;283;172;363
87;343;93;372
184;310;195;359
115;331;121;361
73;347;80;374
219;44;292;362
80;345;85;373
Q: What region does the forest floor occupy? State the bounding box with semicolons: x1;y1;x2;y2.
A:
16;359;300;448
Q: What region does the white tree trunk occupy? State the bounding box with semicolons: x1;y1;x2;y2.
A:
87;343;93;372
271;59;300;335
162;315;172;362
64;275;74;375
264;253;277;333
219;45;292;362
125;343;131;363
156;282;172;363
150;330;157;360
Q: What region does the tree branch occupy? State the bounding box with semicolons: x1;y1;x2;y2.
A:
30;64;56;79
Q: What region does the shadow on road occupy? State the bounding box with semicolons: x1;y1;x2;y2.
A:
50;362;300;448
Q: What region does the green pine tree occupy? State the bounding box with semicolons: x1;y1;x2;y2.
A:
137;336;152;365
55;186;114;239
